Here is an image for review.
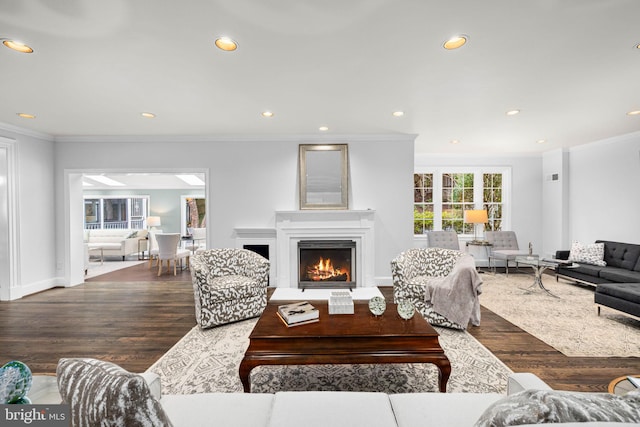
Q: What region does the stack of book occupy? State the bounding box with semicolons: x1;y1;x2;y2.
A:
276;301;319;327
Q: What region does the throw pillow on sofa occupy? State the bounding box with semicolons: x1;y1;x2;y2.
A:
57;358;173;427
473;389;640;426
568;241;607;267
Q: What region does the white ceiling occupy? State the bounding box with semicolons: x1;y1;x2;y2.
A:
1;0;639;155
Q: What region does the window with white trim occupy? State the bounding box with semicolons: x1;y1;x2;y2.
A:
84;196;149;230
413;167;510;236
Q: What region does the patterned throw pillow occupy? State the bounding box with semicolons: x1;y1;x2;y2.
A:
57;358;173;427
568;241;606;266
474;389;640;426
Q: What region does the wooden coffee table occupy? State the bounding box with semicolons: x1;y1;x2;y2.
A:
239;301;451;392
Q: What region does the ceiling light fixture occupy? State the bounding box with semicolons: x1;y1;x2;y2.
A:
443;35;468;50
2;39;33;53
215;36;238;51
392;111;404;117
261;111;274;118
536;139;547;144
175;174;205;186
506;109;520;116
318;126;329;131
627;110;640;116
16;113;35;119
141;112;156;118
85;175;125;186
450;139;460;144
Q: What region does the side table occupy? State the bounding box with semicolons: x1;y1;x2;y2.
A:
465;241;492;272
138;237;149;260
608;375;640;395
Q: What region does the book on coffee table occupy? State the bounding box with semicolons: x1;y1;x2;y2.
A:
277;301;319;326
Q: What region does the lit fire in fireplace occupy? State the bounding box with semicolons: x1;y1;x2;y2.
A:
307;257;350;282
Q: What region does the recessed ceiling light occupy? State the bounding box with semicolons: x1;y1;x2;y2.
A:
175;174;205;186
215;36;238;51
536;139;547;144
318;126;329;131
2;39;33;53
506;109;520;116
16;113;35;119
261;111;274;118
450;139;460;144
443;35;468;50
392;111;404;117
141;112;155;118
627;110;640;116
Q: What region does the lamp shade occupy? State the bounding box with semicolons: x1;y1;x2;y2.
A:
147;216;161;227
464;210;488;224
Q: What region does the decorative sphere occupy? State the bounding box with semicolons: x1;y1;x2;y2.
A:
368;296;386;316
0;360;33;404
397;301;415;320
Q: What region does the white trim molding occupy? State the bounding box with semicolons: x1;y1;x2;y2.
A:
0;137;21;300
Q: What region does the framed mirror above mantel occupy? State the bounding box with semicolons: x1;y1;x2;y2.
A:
299;144;349;210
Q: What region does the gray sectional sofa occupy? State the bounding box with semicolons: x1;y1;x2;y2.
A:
556;240;640;319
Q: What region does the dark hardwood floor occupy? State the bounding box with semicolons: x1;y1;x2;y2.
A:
0;263;638;392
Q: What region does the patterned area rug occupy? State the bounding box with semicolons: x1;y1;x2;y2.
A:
480;272;640;357
146;318;512;395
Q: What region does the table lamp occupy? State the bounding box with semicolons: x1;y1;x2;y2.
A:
147;216;161;231
464;210;488;243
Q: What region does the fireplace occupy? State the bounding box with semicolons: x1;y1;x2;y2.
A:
298;240;356;289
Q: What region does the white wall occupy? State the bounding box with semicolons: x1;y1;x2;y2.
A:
0;126;57;300
567;132;640;244
414;153;544;261
55;135;415;286
541;149;569;258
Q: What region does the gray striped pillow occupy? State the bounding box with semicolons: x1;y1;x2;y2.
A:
57;358;173;427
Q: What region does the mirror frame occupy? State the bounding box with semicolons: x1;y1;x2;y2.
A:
299;144;349;210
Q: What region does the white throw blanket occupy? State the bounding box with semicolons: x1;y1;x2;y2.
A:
423;254;483;327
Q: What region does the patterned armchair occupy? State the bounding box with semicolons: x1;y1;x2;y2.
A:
190;248;270;329
391;248;481;330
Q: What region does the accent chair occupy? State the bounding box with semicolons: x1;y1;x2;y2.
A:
426;230;460;250
485;231;529;276
190;248;270;329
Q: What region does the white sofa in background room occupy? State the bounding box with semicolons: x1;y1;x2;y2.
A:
85;229;148;261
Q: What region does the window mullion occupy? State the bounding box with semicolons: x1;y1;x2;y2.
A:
433;172;443;230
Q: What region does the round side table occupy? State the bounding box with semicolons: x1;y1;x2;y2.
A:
608;375;640;395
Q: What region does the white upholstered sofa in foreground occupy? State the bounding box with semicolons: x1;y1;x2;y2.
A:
54;358;639;427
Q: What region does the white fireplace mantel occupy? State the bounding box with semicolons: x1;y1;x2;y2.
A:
275;210;375;288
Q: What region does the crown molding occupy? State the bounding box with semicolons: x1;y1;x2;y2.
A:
54;133;418;144
0;122;53;142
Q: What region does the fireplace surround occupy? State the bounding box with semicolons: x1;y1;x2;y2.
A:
275;210;375;288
